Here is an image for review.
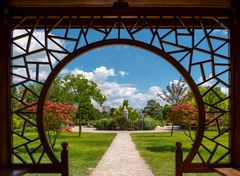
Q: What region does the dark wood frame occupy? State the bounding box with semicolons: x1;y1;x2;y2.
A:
0;0;239;175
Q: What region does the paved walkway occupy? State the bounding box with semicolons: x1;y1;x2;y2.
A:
91;132;154;176
72;125;180;133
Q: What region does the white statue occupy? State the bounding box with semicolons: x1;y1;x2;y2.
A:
123;106;129;119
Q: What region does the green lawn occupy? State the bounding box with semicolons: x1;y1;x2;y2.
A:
131;131;228;176
15;131;228;176
18;132;116;176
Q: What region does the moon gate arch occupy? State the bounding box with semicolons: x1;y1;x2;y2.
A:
37;39;205;164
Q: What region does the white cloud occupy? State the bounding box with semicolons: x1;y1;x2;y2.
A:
59;66;165;108
12;66;50;82
221;87;229;96
212;29;228;36
71;68;94;80
12;30;66;83
101;83;164;108
93;66;115;83
148;86;161;94
70;66;115;83
60;68;70;75
99;82;136;98
119;71;128;77
197;74;216;87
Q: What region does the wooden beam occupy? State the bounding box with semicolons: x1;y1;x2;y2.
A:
230;0;240;167
8;0;231;8
9;7;231;17
10;17;230;29
0;0;12;170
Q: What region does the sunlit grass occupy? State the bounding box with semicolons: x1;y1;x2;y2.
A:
14;132;116;176
131;131;227;176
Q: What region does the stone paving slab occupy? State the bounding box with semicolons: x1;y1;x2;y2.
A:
91;132;154;176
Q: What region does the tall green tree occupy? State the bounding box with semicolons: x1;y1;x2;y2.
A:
48;77;68;102
185;86;229;128
143;100;163;121
62;74;106;137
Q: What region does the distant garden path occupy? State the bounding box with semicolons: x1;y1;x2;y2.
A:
91;132;153;176
72;125;180;133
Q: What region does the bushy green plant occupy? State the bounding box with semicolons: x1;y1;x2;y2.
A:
94;116;157;131
94;118;112;130
12;114;22;130
109;119;118;130
128;119;138;130
143;116;157;130
114;116;128;130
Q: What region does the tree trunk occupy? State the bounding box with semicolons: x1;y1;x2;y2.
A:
75;108;82;137
79;119;82;137
171;123;174;136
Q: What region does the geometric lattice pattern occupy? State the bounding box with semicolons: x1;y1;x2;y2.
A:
11;16;230;164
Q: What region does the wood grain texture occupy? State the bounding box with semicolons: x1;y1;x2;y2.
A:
9;0;231;8
214;168;240;176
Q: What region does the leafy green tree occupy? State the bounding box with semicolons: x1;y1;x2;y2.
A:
162;104;171;121
157;77;188;135
15;83;42;103
12;75;106;137
62;74;106;137
143;100;163;120
48;77;68;102
185;86;229;128
12;114;22;130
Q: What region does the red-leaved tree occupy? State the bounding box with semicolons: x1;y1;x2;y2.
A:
28;101;76;148
166;103;198;140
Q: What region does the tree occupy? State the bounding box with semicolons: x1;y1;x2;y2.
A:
62;74;106;137
162;104;171;121
28;101;75;148
166;103;198;140
16;75;106;137
143;99;163;120
48;77;68;102
157;77;188;104
157;77;189;135
185;86;229;129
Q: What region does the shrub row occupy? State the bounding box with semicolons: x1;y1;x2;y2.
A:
94;116;157;131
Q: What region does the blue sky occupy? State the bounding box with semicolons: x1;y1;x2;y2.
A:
58;29;229;108
65;45;179;89
12;28;229;109
60;45;181;108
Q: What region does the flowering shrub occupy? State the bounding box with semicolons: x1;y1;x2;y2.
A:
166;103;198;128
28;101;76;148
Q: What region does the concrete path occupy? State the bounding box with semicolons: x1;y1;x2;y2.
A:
72;125;180;133
91;132;154;176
